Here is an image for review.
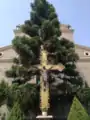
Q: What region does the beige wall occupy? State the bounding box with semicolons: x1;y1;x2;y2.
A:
0;62;13;85
0;47;17;85
75;45;90;86
76;61;90;86
61;32;74;42
0;49;17;60
60;24;74;42
75;45;90;58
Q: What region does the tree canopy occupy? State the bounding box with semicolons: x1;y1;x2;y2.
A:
6;0;84;96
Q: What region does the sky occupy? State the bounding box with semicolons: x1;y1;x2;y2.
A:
0;0;90;47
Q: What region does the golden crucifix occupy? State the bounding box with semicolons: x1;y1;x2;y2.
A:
36;45;65;116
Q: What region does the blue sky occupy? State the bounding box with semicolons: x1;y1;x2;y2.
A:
0;0;90;47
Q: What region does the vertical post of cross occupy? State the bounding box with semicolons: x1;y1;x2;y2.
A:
36;45;65;119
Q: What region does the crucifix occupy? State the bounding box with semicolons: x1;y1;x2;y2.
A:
36;45;65;119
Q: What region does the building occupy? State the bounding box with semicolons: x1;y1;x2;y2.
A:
0;24;90;85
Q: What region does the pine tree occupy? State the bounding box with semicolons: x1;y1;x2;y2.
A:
68;97;89;120
6;0;84;96
8;102;24;120
7;83;39;112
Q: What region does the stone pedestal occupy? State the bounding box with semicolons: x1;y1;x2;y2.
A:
36;111;53;120
36;115;53;120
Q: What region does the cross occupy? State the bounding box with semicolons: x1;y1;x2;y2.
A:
35;45;65;116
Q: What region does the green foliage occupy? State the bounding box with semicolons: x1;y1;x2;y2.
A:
68;97;89;120
0;81;39;112
77;88;90;102
7;83;39;112
0;80;9;104
77;87;90;110
8;102;24;120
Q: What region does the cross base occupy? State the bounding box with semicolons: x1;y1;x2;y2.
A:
36;115;53;119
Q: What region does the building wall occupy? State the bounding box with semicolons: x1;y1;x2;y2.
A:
0;45;90;86
0;49;17;60
75;45;90;86
60;24;74;42
0;24;90;86
76;61;90;86
0;47;36;84
0;62;13;85
75;45;90;58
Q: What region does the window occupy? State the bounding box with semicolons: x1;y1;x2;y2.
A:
84;51;90;56
0;52;3;57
